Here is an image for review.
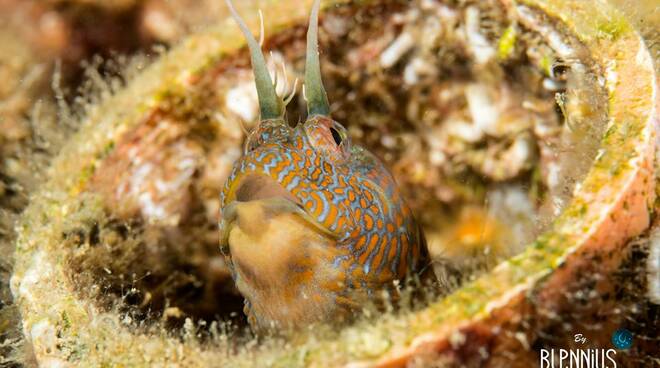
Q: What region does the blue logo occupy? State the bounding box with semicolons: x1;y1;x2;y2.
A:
611;328;633;350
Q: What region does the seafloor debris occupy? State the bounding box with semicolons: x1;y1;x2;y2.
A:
8;0;657;366
0;23;69;367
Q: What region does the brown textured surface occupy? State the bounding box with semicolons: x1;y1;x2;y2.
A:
0;0;658;367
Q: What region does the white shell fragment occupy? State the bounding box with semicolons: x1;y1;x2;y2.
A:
464;7;495;65
380;32;415;68
225;80;259;123
466;84;499;136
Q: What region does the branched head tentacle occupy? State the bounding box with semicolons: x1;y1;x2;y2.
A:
304;0;331;117
279;58;289;93
284;78;299;107
257;9;265;47
225;0;283;120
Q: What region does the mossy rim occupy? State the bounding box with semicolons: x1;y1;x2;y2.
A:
10;0;657;366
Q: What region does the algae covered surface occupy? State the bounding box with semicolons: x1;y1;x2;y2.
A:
1;0;659;367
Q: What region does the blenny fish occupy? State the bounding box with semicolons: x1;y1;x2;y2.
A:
219;0;434;331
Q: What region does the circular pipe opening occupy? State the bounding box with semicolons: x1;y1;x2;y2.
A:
10;0;655;366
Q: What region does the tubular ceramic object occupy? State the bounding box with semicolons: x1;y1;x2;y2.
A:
9;0;657;366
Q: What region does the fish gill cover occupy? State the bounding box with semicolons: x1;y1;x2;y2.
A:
0;0;657;367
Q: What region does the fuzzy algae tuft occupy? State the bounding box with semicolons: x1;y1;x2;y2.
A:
8;0;657;366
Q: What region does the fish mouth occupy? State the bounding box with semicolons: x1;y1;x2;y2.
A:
219;173;338;254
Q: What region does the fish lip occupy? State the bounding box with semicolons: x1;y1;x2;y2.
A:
219;197;302;252
219;174;338;254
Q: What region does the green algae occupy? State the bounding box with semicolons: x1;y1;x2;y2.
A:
8;0;656;366
498;25;518;60
596;17;630;41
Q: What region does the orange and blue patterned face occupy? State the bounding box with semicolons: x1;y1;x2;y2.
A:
219;0;432;331
219;115;431;330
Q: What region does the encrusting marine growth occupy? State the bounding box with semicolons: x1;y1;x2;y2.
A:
219;0;435;331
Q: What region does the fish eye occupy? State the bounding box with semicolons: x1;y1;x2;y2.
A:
303;116;351;161
330;127;343;146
